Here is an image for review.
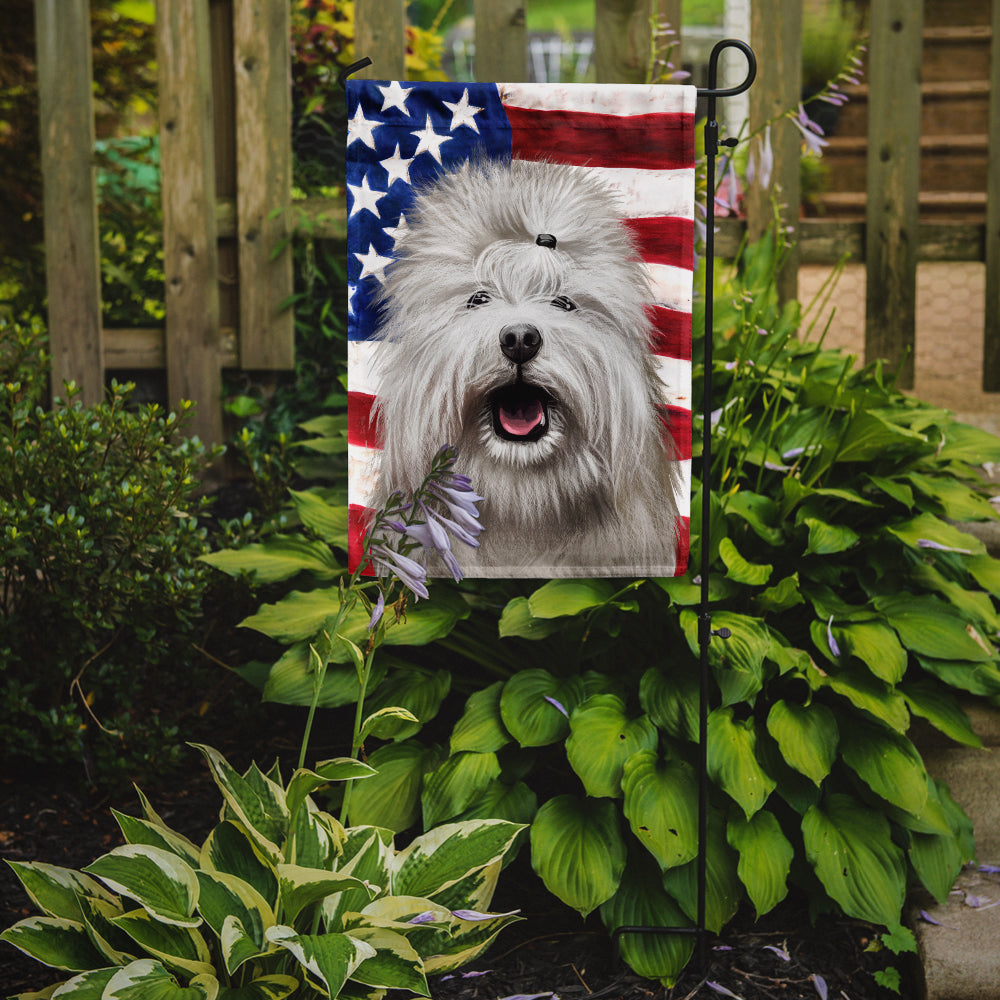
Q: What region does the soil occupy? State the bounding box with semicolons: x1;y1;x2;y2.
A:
0;746;913;1000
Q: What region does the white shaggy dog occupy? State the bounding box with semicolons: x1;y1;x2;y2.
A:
371;157;680;577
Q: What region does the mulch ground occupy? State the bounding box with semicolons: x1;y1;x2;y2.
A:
1;744;913;1000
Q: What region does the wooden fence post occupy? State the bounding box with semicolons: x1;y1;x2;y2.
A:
983;0;1000;390
864;0;923;390
233;0;294;370
594;0;674;84
746;0;801;306
474;0;527;82
157;0;223;445
34;0;104;405
354;0;406;79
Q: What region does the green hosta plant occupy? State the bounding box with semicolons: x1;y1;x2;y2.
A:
1;744;523;999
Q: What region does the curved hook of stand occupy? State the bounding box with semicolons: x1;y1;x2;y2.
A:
697;38;757;99
337;57;373;90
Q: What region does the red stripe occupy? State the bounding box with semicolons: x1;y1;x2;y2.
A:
658;404;692;460
675;515;691;577
506;106;694;170
624;216;694;270
648;306;692;360
348;391;381;449
349;504;374;574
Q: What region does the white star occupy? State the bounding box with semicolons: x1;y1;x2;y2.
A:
443;88;483;132
348;175;386;218
377;80;413;114
411;115;452;164
384;214;409;245
347;105;380;149
380;144;415;187
355;245;395;284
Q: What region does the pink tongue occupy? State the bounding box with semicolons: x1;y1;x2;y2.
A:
499;397;544;436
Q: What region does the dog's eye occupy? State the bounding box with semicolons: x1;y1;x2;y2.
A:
551;295;576;312
466;290;492;309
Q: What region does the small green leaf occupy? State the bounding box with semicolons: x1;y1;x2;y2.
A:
803;517;859;556
765;700;838;786
497;597;563;639
200;536;342;584
276;865;373;925
719;537;772;585
707;707;776;818
875;594;995;662
639;664;699;742
110;909;214;978
499;670;584;747
526;579;616;618
727;811;793;917
901;680;982;748
421;751;502;829
288;488;348;546
450;682;511;754
346;740;441;832
362;666;451;740
839;718;929;817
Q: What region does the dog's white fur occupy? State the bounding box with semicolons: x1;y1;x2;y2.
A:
371;158;679;576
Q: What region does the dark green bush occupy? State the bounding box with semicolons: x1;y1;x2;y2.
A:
0;317;220;783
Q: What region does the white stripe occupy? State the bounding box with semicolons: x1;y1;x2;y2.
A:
673;460;692;517
647;263;693;313
348;339;383;396
498;82;697;117
349;443;380;508
654;357;693;410
546;163;695;220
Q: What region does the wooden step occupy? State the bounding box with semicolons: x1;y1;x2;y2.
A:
922;25;993;83
831;80;991;137
813;190;987;222
922;0;992;28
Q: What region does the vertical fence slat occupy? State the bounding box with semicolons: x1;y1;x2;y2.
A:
354;0;406;79
864;0;923;390
746;0;801;304
594;0;658;84
983;0;1000;390
34;0;103;405
157;0;223;445
233;0;294;370
474;0;526;82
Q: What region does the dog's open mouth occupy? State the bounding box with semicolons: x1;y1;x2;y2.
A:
489;383;553;442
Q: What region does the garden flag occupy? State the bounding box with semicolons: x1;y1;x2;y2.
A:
347;80;695;578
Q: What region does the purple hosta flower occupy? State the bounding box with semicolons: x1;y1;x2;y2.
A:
747;124;774;191
812;974;828;1000
827;616;842;657
403;502;464;582
370;542;429;600
544;695;569;718
979;864;1000;874
451;908;521;921
715;156;742;216
428;480;485;538
791;104;829;157
367;589;385;630
763;944;791;962
707;983;742;999
407;911;438;925
917;538;973;555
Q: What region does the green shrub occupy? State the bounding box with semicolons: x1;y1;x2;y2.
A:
0;317;220;783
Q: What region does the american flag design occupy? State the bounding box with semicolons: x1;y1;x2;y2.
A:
346;80;695;577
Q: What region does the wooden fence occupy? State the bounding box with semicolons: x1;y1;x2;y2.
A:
33;0;1000;445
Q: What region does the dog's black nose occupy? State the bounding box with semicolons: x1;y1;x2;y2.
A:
499;323;542;364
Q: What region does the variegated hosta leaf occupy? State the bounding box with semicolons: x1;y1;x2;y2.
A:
285;760;375;823
112;810;202;868
77;894;136;966
214;974;299;1000
0;916;107;971
423;860;501;916
276;864;375;925
529;795;626;917
45;966;118;997
391;820;524;901
802;793;906;926
621;751;699;871
265;926;375;998
110;908;214;978
422;907;522;975
4;861;118;922
599;853;694;987
565;695;658;799
323;829;393;931
200;822;278;910
706;707;776;819
288;802;343;870
195;871;274;974
345;926;429;995
83;846;200;928
190;745;287;863
727;810;793;918
102;958;218;999
765;700;838;786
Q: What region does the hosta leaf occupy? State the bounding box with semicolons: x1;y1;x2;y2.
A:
839;718;929;816
285;759;376;822
803;517;859;556
76;894;138;966
200;535;341;584
875;594;995;662
906;472;998;521
347;740;442;832
265;926;375;997
46;967;118;998
526;579;616;618
727;811;793;918
216;975;299;1000
909;827;965;905
599;853;694;987
966;553;1000;597
621;751;699;870
423;907;522;974
0;916;107;971
901;680;982;748
195;871;273;973
497;597;563;639
499;670;585;747
450;682;511;754
807;660;909;732
886;512;985;557
680;610;770;706
393;820;524;900
566;695;658;798
360;706;421;742
802;794;906;926
322;830;393;930
345;926;428;994
765;700;838;786
832;621;907;684
288;488;348;546
199;822;278;910
83;846;200;928
112;812;201;868
103;959;218;1000
834;410;927;463
756;573;805;614
260;643;387;709
276;865;374;925
5;862;118;923
111;909;214;978
707;708;775;818
362;667;451;740
916;655;1000;697
935;421;1000;464
724;490;784;546
453;779;538;827
660;810;741;933
718;537;772;586
421;751;502;828
639;664;699;742
530;795;626;917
